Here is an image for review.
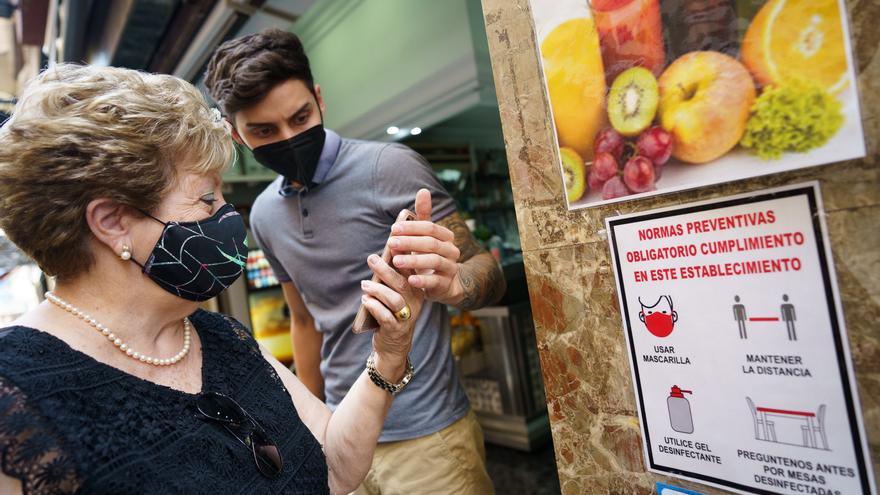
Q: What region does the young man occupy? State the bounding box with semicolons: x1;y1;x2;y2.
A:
205;29;505;494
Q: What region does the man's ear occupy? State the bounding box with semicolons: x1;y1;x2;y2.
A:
227;118;244;146
639;311;645;323
314;84;326;114
672;311;678;323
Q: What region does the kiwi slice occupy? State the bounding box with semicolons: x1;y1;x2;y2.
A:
607;67;659;137
559;147;586;202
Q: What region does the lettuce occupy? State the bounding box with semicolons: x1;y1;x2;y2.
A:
740;80;844;160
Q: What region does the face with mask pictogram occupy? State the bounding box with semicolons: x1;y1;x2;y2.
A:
638;295;678;337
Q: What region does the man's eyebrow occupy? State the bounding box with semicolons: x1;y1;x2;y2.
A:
245;102;310;128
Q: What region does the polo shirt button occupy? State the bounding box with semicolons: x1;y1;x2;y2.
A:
302;209;310;217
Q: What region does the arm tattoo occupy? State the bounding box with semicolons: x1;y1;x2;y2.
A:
438;212;481;262
436;213;507;310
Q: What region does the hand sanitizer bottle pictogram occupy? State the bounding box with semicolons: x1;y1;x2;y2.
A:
667;385;694;434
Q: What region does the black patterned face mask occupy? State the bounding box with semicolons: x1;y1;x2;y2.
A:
251;123;326;187
132;203;247;302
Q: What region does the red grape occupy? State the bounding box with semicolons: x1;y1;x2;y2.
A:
623;156;656;193
636;126;673;166
602;176;631;200
593;128;625;160
588;152;619;191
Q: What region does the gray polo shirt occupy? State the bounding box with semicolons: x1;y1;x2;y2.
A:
250;130;470;442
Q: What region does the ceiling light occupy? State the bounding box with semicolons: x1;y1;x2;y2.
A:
386;126;400;135
410;127;422;135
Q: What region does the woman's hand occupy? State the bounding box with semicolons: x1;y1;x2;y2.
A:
272;225;425;494
359;252;425;382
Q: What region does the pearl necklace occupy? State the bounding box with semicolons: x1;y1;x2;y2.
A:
45;291;192;366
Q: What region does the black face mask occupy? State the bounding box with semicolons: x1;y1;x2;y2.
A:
251;123;326;187
134;203;248;302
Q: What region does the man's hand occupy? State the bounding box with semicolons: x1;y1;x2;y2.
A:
388;189;466;306
390;188;506;310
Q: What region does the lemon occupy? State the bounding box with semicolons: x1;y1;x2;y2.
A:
541;17;607;159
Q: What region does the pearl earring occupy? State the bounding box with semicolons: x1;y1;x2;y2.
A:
120;245;132;261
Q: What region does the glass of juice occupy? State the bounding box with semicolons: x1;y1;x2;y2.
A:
590;0;665;84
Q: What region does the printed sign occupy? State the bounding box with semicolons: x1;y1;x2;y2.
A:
528;0;865;209
606;183;875;494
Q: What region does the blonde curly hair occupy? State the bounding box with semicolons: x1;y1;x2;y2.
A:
0;64;234;280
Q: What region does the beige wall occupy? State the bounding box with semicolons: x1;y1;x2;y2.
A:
480;0;879;493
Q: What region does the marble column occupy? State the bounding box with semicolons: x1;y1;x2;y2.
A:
480;0;879;492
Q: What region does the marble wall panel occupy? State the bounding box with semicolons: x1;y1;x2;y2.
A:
482;0;880;492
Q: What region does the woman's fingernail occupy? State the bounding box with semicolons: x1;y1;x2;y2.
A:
391;224;402;234
368;254;379;265
361;280;369;289
394;256;406;267
389;238;399;248
362;295;368;303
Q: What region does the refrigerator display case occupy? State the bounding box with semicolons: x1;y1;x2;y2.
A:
217;246;292;366
456;301;550;451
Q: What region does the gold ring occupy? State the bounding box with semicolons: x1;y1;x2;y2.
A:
394;304;412;321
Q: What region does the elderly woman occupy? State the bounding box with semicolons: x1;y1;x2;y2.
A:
0;64;428;494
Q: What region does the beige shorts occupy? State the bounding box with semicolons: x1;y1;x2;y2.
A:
352;409;495;495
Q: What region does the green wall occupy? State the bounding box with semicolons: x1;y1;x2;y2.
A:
293;0;479;135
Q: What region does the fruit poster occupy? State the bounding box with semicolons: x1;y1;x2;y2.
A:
606;183;875;494
529;0;865;208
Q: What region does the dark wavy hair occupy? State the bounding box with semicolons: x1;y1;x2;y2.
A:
204;28;315;115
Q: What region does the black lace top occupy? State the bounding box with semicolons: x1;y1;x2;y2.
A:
0;310;329;494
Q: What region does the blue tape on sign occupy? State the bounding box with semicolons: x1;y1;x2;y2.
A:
656;482;706;495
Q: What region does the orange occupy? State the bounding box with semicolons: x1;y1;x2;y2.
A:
540;17;607;159
742;0;849;93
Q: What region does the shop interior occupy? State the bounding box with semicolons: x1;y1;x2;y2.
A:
0;1;559;492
